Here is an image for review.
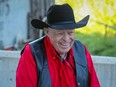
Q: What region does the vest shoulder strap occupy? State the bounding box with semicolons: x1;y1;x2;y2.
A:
73;40;89;87
73;40;87;66
29;36;51;87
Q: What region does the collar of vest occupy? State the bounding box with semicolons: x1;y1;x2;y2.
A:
73;40;87;67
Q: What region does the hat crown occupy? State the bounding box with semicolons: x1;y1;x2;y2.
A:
31;4;90;29
47;4;75;25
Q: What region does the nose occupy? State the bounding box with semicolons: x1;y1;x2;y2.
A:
62;33;70;42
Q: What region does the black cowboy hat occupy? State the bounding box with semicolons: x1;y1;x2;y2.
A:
31;4;90;29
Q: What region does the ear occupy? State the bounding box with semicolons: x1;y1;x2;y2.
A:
44;28;49;35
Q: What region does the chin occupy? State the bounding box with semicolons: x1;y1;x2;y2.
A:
59;49;70;54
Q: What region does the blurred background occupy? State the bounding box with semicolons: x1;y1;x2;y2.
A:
0;0;116;57
0;0;116;87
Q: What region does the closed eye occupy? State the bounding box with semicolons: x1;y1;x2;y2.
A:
68;32;74;35
56;32;64;35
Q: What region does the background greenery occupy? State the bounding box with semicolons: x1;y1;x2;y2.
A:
55;0;116;57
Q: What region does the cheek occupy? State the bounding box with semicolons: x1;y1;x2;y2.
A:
71;35;75;41
72;36;75;41
50;36;60;46
53;37;61;46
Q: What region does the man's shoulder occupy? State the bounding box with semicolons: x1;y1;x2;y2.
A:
21;36;46;55
20;44;31;55
74;40;83;46
29;36;45;45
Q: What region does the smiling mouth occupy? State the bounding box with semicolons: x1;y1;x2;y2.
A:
60;43;70;48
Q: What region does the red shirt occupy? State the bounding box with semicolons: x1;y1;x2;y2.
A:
16;37;100;87
44;36;77;87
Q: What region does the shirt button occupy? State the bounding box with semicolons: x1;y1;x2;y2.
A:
53;57;55;59
78;83;80;85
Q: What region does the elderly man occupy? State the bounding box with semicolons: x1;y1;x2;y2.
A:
16;4;100;87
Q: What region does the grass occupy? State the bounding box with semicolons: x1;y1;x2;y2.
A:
75;30;116;57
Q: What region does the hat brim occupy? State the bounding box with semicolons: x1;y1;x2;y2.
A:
31;15;90;29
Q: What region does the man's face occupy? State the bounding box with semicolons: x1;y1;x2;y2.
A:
45;28;75;55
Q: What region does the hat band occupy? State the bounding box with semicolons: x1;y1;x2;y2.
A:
48;21;75;25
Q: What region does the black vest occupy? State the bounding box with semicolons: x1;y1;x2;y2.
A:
22;36;89;87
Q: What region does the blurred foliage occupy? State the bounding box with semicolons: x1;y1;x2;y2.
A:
75;32;116;57
55;0;116;57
